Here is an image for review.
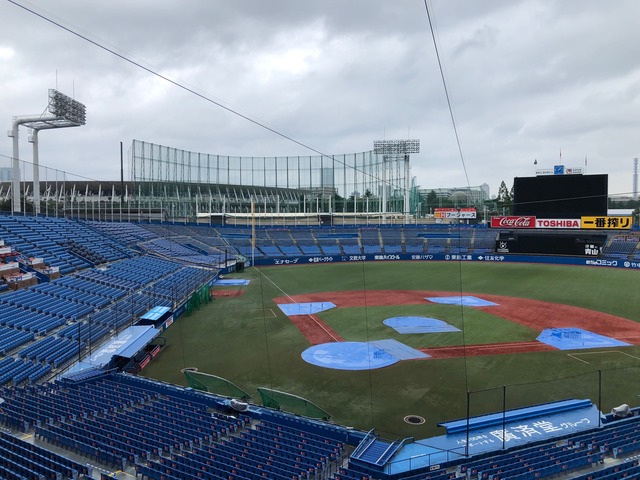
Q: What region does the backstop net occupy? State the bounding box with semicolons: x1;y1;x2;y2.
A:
130;139;418;218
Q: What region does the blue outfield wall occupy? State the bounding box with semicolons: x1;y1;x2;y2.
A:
252;252;639;269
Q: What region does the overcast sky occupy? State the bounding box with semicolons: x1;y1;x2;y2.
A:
1;0;639;198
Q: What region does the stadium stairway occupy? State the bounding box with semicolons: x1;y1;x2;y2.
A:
350;430;404;470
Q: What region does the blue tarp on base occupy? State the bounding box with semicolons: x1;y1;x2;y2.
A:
537;328;631;350
278;302;336;316
426;296;498;307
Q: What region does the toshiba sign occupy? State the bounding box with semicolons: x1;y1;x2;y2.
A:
535;218;581;229
490;216;536;228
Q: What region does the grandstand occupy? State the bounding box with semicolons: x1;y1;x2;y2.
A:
3;213;640;478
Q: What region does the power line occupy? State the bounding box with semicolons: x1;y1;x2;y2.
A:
422;0;471;190
6;0;409;194
422;1;472;454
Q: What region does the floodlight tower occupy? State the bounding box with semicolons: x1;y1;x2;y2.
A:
8;89;86;213
373;139;420;220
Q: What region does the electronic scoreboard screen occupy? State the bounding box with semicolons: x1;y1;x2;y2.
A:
513;174;607;218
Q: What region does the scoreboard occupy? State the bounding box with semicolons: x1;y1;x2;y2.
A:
513;174;608;218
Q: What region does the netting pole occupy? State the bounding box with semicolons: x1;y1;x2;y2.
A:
502;385;507;451
466;390;470;457
251;200;255;266
598;370;602;428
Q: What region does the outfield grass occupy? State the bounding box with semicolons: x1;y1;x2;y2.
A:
141;261;640;439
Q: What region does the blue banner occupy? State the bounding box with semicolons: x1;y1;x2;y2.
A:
252;252;637;269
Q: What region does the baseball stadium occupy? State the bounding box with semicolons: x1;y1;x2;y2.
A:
2;122;640;480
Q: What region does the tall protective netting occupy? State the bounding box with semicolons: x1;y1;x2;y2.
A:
129;139;416;217
183;369;252;401
257;387;332;421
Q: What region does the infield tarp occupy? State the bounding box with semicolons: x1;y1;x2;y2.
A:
537;328;631;350
426;296;498;307
301;339;428;370
384;316;461;334
214;279;250;286
301;342;398;370
369;339;430;360
278;301;336;316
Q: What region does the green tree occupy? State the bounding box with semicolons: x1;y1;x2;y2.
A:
497;181;512;215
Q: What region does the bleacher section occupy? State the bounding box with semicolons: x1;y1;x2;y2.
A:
603;235;640;260
0;258;211;388
380;229;403;254
0;216;217;395
3;369;640;479
0;429;91;480
86;220;159;246
140;238;224;266
473;228;499;253
0;216;135;274
360;228;382;255
0;373;348;479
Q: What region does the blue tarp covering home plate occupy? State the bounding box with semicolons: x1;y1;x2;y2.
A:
301;339;428;370
278;302;336;316
537;328;631;350
426;296;498;307
384;316;461;334
301;342;398;370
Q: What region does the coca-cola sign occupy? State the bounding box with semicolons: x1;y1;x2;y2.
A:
490;216;536;228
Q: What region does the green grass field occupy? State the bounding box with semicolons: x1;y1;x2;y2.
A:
141;261;640;439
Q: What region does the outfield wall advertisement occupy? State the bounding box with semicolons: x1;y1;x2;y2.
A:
491;216;631;230
253;252;639;269
435;208;477;219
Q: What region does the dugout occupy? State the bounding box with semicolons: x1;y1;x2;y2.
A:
496;232;607;257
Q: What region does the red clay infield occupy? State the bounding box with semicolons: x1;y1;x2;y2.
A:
211;288;245;298
274;290;640;358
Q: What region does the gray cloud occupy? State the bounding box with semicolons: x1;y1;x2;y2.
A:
1;0;639;198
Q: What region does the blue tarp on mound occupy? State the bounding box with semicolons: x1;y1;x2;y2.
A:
278;302;336;316
383;316;461;334
426;295;498;307
537;328;631;350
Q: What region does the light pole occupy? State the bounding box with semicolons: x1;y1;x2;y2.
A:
8;89;86;213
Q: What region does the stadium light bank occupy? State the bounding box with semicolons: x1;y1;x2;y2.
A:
8;89;86;214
